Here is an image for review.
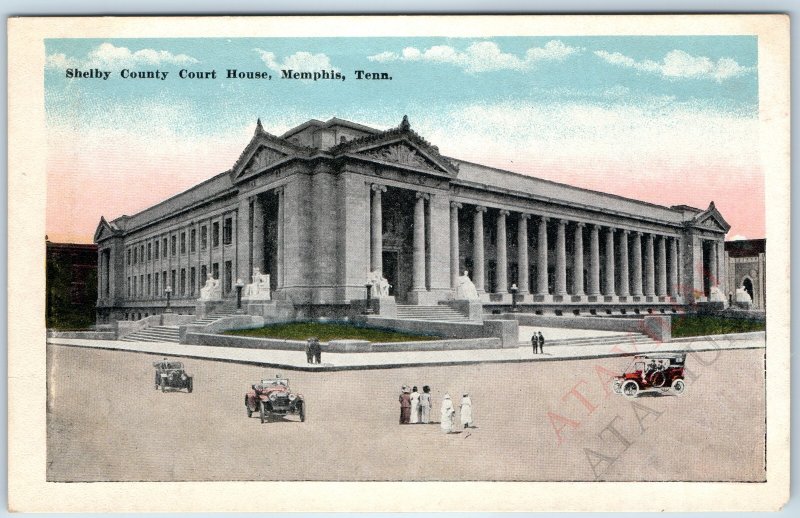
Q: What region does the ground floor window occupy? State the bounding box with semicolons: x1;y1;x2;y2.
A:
190;267;196;295
212;262;219;280
224;261;233;294
180;268;187;295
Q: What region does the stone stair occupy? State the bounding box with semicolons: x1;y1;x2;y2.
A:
121;325;181;343
192;301;241;326
396;304;471;322
522;332;660;349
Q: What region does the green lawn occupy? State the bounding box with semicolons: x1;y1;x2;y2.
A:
671;315;765;338
225;321;442;342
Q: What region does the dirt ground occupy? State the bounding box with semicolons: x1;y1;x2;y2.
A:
46;344;766;482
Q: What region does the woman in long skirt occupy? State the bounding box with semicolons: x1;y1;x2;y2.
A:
460;393;473;428
440;394;455;433
409;386;420;424
419;385;432;423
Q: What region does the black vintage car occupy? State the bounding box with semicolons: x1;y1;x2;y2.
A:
153;359;193;393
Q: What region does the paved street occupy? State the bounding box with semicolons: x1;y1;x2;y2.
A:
47;343;766;482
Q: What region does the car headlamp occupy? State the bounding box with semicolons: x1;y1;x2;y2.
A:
269;393;278;401
288;394;296;400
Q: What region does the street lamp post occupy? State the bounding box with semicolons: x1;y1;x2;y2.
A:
510;283;519;312
364;282;374;315
236;278;245;312
164;286;172;313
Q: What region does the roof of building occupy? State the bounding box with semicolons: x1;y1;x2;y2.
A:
725;238;766;257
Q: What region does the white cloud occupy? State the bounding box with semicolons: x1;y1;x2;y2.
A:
594;49;750;82
366;40;582;72
254;49;338;73
46;43;198;70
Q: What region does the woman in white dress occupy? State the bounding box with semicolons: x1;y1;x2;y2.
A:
460;393;473;429
440;394;455;433
419;385;432;423
409;386;420;424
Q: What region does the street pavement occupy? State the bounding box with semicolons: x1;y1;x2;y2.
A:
46;330;765;371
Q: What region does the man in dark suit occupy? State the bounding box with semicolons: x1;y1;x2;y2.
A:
538;331;545;354
531;331;538;354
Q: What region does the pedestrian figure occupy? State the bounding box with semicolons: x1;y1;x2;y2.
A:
440;394;455;433
538;331;545;354
311;337;322;364
460;393;473;428
419;385;432;423
399;386;411;424
531;331;538;354
409;386;420;424
305;338;314;364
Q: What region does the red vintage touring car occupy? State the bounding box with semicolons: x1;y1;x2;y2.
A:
611;353;687;398
245;375;306;423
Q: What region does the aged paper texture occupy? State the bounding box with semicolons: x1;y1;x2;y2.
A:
7;14;790;512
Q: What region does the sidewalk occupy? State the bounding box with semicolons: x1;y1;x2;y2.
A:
47;332;766;371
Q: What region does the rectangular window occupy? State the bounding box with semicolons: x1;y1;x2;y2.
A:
200;265;207;283
212;262;219;280
127;277;131;297
180;232;186;254
171;270;176;292
147;274;151;296
139;275;144;296
190;229;196;253
127;249;131;265
162;238;168;257
162;271;167;294
140;245;145;263
133;247;137;264
147;242;152;261
180;268;187;295
190;267;196;295
224;261;233;294
171;235;177;256
132;277;137;298
154;240;159;259
201;226;208;250
212;222;220;247
223;218;233;245
154;273;159;296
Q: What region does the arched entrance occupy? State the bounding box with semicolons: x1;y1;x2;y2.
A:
742;277;754;301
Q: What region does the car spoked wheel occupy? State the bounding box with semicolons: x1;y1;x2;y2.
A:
611;380;622;394
671;379;686;395
649;371;666;388
622;380;639;399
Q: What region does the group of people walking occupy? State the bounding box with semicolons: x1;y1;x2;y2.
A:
399;386;474;433
304;337;322;364
530;331;545;354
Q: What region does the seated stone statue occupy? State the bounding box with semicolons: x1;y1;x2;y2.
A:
455;270;479;300
708;285;726;303
735;287;753;307
199;274;221;301
244;267;271;300
367;270;391;298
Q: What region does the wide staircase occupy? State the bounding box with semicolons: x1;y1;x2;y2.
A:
396;304;471;322
121;300;241;343
523;332;660;349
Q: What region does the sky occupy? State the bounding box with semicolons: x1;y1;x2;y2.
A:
44;36;762;243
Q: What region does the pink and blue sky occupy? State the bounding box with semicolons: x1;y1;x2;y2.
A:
44;36;762;243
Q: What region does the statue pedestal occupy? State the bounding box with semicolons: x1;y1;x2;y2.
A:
351;296;397;318
447;300;484;321
195;299;223;319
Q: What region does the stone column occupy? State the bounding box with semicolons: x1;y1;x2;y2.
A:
669;237;679;296
588;224;601;296
604;227;616;296
450;202;461;290
412;192;428;293
572;222;585;296
618;230;630;297
644;233;656;296
277;187;285;288
536;216;549;295
517;213;530;294
631;232;643;297
496;210;509;293
473;206;486;294
370;184;386;273
708;240;719;288
657;235;668;296
554;219;568;296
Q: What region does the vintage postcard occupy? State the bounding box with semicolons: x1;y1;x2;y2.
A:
7;15;790;512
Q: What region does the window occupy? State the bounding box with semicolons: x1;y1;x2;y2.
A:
147;242;152;261
190;267;196;295
147;274;151;296
224;261;233;294
200;265;207;283
162;238;168;257
127;277;131;297
171;235;177;256
180;268;186;295
180;232;186;254
139;275;144;296
212;262;219;280
154;273;159;295
223;218;233;245
140;245;145;263
212;222;220;247
190;229;196;253
154;240;159;259
171;270;176;292
162;271;167;293
133;247;138;264
133;277;137;298
201;226;208;250
127;248;131;265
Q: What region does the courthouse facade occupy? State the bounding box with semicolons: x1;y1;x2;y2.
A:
94;116;730;322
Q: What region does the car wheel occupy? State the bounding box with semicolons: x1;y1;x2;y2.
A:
187;377;193;393
649;371;666;388
611;380;622;394
299;402;306;422
259;401;266;424
671;378;686;395
622;380;639;399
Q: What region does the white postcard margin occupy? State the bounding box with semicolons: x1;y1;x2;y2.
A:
7;14;790;512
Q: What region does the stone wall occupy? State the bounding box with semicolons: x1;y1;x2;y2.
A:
359;316;519;348
501;313;672;342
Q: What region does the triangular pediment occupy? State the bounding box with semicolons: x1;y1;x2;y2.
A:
238;144;290;178
350;138;458;178
231;121;311;181
94;216;120;243
693;202;731;233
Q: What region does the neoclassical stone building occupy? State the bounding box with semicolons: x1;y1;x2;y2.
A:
94;116;730;322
